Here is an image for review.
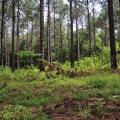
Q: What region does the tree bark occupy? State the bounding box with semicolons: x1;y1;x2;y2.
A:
75;0;80;60
119;0;120;8
118;0;120;47
67;12;70;61
47;0;51;63
107;0;118;69
40;0;44;58
60;22;63;63
92;0;96;54
70;0;74;68
12;0;16;72
30;21;34;50
16;0;20;68
1;0;6;66
39;0;45;71
53;0;56;61
87;0;92;56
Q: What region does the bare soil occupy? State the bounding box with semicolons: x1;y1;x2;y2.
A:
43;98;120;120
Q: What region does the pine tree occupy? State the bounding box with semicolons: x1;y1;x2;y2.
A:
108;0;118;69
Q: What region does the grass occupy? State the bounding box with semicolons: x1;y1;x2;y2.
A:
0;67;120;119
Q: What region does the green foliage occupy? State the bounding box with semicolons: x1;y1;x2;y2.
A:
16;51;39;59
0;66;120;119
97;47;110;66
13;68;46;82
0;105;49;120
0;67;12;81
73;91;89;100
116;44;120;65
89;77;107;89
0;105;32;120
14;90;58;107
13;68;39;82
16;51;42;67
62;47;111;72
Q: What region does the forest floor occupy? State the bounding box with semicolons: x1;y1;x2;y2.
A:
0;67;120;120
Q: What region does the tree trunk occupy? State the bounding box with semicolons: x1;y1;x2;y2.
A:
30;22;34;50
81;17;84;56
119;0;120;8
5;29;8;66
118;0;120;47
87;0;92;56
100;15;104;50
104;25;107;46
40;0;44;57
107;0;118;69
3;25;6;66
47;0;51;63
27;22;29;49
1;0;6;66
16;0;20;69
60;22;63;63
53;0;56;61
39;0;45;71
67;12;70;61
70;0;74;68
75;0;80;60
92;0;96;54
12;0;16;72
76;18;80;61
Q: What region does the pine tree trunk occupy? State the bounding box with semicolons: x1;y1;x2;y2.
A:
12;0;16;72
108;0;118;69
75;0;80;60
27;22;29;49
92;0;96;54
5;29;8;66
47;0;51;63
104;25;107;46
30;22;34;50
81;17;84;56
118;0;120;47
53;0;56;61
1;0;6;66
39;0;45;71
40;0;44;56
67;12;70;61
119;0;120;8
70;0;74;68
87;0;92;56
60;22;63;63
16;0;20;69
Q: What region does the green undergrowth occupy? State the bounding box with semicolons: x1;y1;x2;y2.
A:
0;67;120;119
61;47;120;72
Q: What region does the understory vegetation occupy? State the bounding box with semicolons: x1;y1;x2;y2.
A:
1;0;120;119
0;58;120;119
